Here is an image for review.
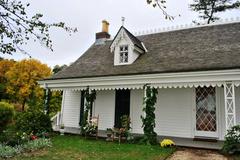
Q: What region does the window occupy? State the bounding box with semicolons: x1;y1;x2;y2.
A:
119;45;128;63
196;86;216;132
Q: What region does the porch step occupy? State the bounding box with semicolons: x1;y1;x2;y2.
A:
193;137;218;142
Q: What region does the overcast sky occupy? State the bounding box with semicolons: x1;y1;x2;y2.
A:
2;0;240;68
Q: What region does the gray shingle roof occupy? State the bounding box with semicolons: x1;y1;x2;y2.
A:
49;22;240;80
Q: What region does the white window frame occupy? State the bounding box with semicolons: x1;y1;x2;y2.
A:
193;86;219;138
119;45;128;63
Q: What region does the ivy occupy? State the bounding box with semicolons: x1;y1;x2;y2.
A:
80;87;96;135
141;84;158;145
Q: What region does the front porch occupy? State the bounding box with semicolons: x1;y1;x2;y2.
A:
51;86;239;149
43;70;240;149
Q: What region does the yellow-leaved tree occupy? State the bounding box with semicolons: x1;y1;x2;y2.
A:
0;59;15;100
5;59;51;111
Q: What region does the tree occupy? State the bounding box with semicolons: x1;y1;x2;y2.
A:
5;59;51;111
46;64;68;116
52;64;67;74
147;0;176;20
0;58;15;100
0;0;77;55
146;0;174;20
190;0;240;24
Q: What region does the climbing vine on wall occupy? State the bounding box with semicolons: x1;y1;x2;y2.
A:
141;84;158;145
81;87;96;135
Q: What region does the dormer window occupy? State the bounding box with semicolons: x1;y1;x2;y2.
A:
119;45;128;63
110;26;147;66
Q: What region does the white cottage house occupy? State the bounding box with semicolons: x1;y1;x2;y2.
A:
39;20;240;149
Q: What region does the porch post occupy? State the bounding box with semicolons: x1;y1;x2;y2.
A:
88;89;92;121
224;82;236;131
44;84;51;115
60;90;66;126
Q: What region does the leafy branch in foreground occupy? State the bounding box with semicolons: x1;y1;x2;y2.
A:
147;0;175;20
0;0;77;55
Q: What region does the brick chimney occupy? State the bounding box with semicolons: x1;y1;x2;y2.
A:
95;20;110;44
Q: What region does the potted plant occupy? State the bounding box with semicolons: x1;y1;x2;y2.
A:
106;128;112;141
60;124;65;135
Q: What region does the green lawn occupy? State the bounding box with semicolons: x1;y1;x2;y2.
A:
11;135;175;160
232;155;240;160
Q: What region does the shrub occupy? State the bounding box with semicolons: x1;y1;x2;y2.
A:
0;125;29;146
0;144;20;158
0;102;14;132
0;138;52;158
15;109;52;135
22;138;52;152
160;139;175;148
222;125;240;155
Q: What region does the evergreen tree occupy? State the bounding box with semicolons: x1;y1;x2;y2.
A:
52;64;68;74
190;0;240;24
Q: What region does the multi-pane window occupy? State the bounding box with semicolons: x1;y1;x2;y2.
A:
119;45;128;63
196;86;216;132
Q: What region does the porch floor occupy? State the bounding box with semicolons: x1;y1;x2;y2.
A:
98;130;223;150
159;136;223;150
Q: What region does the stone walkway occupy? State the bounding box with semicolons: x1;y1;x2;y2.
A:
168;148;228;160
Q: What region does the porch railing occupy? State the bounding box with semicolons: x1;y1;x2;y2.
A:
51;111;61;131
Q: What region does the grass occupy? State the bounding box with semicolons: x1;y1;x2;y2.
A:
231;155;240;160
9;134;175;160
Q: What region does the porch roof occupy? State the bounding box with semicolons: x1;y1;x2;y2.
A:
39;69;240;91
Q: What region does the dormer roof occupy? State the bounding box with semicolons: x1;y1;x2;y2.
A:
110;26;145;52
110;26;146;53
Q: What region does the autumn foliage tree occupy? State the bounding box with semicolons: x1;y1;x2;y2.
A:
5;59;51;111
0;59;15;100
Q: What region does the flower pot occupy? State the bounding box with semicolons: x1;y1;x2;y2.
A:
60;128;65;135
106;132;112;141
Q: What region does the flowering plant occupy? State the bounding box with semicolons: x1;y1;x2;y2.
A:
222;125;240;154
30;135;38;141
29;131;38;140
160;139;175;148
83;123;97;135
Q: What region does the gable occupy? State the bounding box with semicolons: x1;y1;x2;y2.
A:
110;27;133;53
110;27;146;66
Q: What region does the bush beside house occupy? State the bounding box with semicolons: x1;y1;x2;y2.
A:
222;125;240;155
0;102;52;158
0;102;14;132
15;109;52;135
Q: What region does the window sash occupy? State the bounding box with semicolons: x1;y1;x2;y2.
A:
119;45;128;63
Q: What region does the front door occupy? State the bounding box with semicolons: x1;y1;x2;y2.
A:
195;86;218;138
114;89;130;128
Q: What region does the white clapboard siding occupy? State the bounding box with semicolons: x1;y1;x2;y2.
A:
155;88;194;138
62;90;81;128
130;89;144;134
235;87;240;125
218;87;226;140
94;90;115;130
